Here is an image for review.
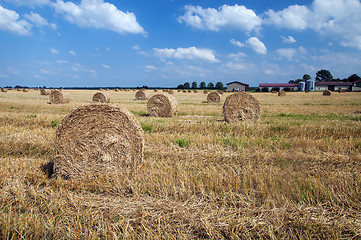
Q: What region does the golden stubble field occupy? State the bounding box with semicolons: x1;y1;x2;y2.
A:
0;89;360;239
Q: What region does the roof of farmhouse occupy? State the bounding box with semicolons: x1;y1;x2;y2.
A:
315;81;352;86
259;83;298;87
226;81;249;86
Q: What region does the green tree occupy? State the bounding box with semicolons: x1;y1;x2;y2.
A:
191;81;197;89
207;82;214;89
315;70;333;82
199;81;206;89
177;84;184;89
346;74;361;82
215;82;224;90
302;74;311;81
183;82;190;89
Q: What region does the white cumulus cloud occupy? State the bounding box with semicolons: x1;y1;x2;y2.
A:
246;37;267;54
24;12;48;27
282;36;296;44
69;50;76;56
230;39;245;48
264;5;309;30
154;47;219;63
0;4;32;35
50;48;59;54
178;4;262;32
102;64;111;69
52;0;145;35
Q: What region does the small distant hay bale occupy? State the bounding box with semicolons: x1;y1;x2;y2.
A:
17;89;22;91
323;90;332;96
154;89;158;92
278;91;286;96
53;104;144;179
188;90;192;93
338;89;346;93
132;89;136;91
194;90;197;93
168;90;174;94
182;90;187;93
23;89;29;92
40;89;51;95
147;93;178;117
50;90;70;104
99;88;104;91
217;90;224;95
272;91;277;94
93;91;110;103
223;92;261;123
207;92;221;103
135;90;147;100
305;90;310;93
114;89;119;92
177;89;181;92
203;90;208;94
106;88;109;91
1;88;7;92
162;89;167;92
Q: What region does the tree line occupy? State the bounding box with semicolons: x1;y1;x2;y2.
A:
289;70;361;84
177;81;224;90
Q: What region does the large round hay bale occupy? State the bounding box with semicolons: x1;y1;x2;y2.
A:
323;90;331;96
278;91;286;96
53;104;144;179
93;91;110;103
40;89;51;95
50;90;70;104
207;92;220;103
135;90;147;100
223;92;261;123
147;94;178;117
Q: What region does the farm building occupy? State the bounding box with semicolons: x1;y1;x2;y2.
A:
226;81;249;92
259;83;299;92
352;80;361;91
315;81;352;91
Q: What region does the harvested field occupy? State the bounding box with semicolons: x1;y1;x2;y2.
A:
0;90;360;239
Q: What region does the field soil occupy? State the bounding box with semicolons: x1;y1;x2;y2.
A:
0;89;360;239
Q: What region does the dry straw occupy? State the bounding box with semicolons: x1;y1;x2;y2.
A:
50;90;70;104
207;92;221;103
40;89;51;95
93;91;110;103
135;90;147;100
223;92;261;123
23;89;29;92
53;104;144;179
1;88;7;92
323;90;332;96
147;93;178;117
278;91;286;96
168;90;174;94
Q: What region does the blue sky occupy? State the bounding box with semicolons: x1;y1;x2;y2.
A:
1;0;361;88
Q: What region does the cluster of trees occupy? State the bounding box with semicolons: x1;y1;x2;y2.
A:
289;70;361;84
177;81;224;90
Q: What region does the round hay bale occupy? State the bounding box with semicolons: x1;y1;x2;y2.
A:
305;90;310;93
338;89;346;93
194;90;197;93
135;90;147;100
17;89;22;91
203;90;208;94
177;89;181;92
188;90;192;93
182;90;187;93
1;88;7;92
162;89;167;92
23;89;29;92
147;94;178;117
323;90;332;96
272;90;277;94
168;90;174;94
278;91;286;96
207;92;221;103
217;90;224;95
114;89;119;92
53;104;144;179
50;90;70;104
223;92;261;123
40;89;51;95
154;89;158;92
93;91;110;103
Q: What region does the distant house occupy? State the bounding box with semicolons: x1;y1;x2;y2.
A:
226;81;249;92
351;80;361;92
259;83;299;92
315;81;352;91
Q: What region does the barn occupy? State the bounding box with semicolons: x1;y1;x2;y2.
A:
226;81;249;92
315;81;352;91
259;83;299;92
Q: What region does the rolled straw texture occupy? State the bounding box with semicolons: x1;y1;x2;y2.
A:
147;94;178;117
207;92;220;103
50;90;70;104
53;104;144;179
223;92;260;123
93;91;110;103
135;90;146;100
